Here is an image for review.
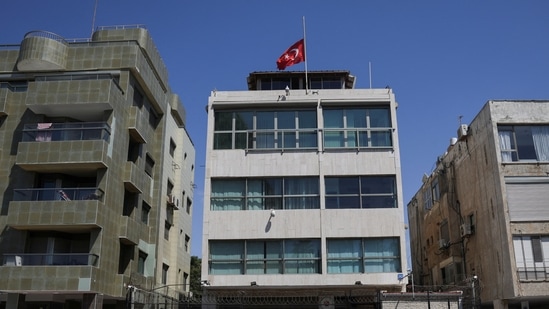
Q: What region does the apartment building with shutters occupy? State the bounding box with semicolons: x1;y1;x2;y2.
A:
408;100;549;309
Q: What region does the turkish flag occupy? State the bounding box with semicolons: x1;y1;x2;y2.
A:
276;39;305;70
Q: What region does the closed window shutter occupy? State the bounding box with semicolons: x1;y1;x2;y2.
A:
506;181;549;221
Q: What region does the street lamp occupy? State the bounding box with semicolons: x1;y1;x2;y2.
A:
397;269;415;299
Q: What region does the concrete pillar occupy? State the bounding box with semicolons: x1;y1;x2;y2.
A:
493;299;509;309
83;293;103;309
6;293;25;309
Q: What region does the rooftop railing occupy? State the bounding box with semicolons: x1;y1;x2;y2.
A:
23;30;68;45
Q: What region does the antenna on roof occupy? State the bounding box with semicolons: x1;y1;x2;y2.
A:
369;61;372;89
91;0;99;38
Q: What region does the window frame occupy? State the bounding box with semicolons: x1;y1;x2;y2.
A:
322;107;393;149
326;237;402;274
213;110;318;151
498;125;549;162
325;176;397;209
209;239;321;275
211;177;320;211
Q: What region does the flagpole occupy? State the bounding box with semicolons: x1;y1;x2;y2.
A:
302;16;309;94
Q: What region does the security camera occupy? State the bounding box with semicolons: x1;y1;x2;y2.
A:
270;209;276;217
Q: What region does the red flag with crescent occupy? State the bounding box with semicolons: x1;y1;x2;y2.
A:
276;39;305;70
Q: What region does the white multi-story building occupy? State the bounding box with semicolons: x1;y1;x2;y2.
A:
201;71;407;308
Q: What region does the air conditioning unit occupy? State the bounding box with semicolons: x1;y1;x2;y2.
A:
167;195;180;209
5;255;22;266
438;239;448;249
460;223;473;237
457;124;469;140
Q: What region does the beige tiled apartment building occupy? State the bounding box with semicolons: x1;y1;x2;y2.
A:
0;26;195;308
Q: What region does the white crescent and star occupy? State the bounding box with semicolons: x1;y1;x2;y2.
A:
284;48;299;60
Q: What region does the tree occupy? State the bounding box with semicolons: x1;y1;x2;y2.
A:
189;256;202;296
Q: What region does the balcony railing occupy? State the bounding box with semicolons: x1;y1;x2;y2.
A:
22;122;111;142
323;128;393;149
13;187;104;202
3;253;98;266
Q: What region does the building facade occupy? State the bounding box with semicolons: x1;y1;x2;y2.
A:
407;100;549;309
0;26;195;308
201;71;408;308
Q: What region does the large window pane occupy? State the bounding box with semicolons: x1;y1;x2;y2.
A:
324;110;344;128
324;131;345;147
362;196;396;208
515;126;537;160
278;111;295;129
327;239;362;273
371;131;392;147
326;177;359;195
214;112;232;130
299;111;317;128
361;176;395;194
364;238;401;273
234;111;253;130
281;131;296;148
214;133;232;149
285;178;318;195
248;179;282;196
210;241;243;274
211;180;245;210
246;241;282;274
284;239;320;274
347;109;367;128
369;109;391;127
299;131;317;148
235;132;248;149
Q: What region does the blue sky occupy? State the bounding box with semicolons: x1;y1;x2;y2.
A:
2;1;548;257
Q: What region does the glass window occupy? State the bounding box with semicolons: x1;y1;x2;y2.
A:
513;235;549;281
141;202;150;225
327;239;362;273
325;176;397;209
327;238;401;273
169;139;176;157
363;238;401;273
209;239;320;275
211;179;246;210
323;107;392;148
162;263;169;284
145;154;154;177
210;241;244;275
211;177;319;211
213;110;317;150
138;251;147;275
246;241;283;274
498;125;549;162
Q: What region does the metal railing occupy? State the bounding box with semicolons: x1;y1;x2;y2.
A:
22;122;111;142
23;30;68;45
13;187;104;202
323;128;393;148
3;253;98;266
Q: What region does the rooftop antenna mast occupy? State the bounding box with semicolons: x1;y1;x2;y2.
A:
91;0;99;38
369;61;372;89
